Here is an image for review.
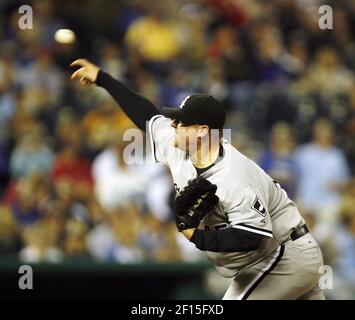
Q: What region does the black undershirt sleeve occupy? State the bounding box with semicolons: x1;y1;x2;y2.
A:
190;227;264;252
96;70;160;131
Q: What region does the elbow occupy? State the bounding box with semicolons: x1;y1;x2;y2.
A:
247;237;263;251
243;231;265;251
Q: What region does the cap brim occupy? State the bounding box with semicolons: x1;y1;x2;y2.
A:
161;107;197;125
162;107;182;119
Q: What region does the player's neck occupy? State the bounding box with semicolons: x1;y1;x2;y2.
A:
191;140;221;169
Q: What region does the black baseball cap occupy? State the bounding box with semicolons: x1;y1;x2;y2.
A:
162;94;226;129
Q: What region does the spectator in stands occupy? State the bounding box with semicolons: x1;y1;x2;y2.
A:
294;119;350;235
0;42;17;128
327;180;355;299
98;42;126;81
259;122;298;199
336;180;355;280
92;129;172;218
344;85;355;174
19;220;63;263
294;47;354;95
252;24;290;84
0;204;21;255
10;125;54;179
16;48;64;116
51;132;93;202
125;4;182;61
91;130;147;210
8;172;50;224
86;205;144;263
159;68;193;108
81;97;133;152
63;217;89;258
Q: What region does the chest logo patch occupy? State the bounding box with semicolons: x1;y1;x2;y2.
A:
252;196;267;216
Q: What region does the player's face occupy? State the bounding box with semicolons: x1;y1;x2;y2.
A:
171;120;201;152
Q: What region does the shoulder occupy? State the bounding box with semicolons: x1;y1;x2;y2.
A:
149;115;172;131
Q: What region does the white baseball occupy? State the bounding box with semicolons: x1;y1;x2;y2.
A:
54;29;76;44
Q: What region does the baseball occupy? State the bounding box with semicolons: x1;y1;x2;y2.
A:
54;29;76;44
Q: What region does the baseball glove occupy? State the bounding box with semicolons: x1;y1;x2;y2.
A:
174;176;219;231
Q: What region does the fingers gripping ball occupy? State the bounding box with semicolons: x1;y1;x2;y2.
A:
174;176;219;231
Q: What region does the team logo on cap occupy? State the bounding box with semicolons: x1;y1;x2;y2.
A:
178;95;190;109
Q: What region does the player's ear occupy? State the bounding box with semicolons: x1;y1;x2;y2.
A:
197;125;209;138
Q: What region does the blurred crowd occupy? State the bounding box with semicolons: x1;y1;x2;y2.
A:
0;0;355;298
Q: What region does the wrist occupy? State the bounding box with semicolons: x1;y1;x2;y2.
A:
95;69;105;86
182;228;196;240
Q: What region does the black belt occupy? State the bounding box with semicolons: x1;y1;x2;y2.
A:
290;224;309;241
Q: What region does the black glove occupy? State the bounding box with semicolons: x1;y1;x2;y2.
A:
174;176;219;232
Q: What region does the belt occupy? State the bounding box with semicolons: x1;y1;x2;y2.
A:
290;224;309;241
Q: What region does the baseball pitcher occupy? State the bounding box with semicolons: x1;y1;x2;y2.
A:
70;59;325;300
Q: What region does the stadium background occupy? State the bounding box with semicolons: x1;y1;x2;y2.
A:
0;0;354;299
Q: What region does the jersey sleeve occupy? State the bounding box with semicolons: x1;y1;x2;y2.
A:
148;115;175;165
226;187;273;238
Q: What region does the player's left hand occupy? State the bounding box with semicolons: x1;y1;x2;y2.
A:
174;176;219;232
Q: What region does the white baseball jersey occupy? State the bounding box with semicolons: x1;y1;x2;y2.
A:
148;115;305;278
